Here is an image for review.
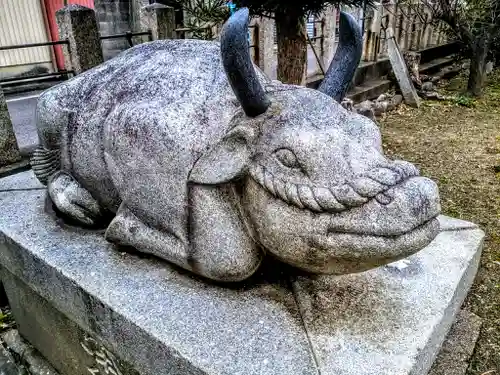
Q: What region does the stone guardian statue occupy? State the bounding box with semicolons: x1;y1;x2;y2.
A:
31;9;441;282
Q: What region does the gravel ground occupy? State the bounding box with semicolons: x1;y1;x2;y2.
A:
379;71;500;375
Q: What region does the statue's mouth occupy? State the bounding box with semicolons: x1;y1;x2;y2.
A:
311;216;440;260
327;216;438;238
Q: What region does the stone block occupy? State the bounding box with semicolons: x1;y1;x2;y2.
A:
428;309;482;375
2;330;59;375
1;268;139;375
391;94;404;106
0;170;44;192
139;3;175;40
0;184;484;375
0;90;21;168
292;218;483;375
387;27;421;108
56;5;104;74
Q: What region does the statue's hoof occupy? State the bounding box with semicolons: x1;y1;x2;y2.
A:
48;171;103;227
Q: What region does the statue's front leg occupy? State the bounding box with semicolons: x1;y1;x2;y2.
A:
48;171;105;227
105;191;262;282
104;203;193;271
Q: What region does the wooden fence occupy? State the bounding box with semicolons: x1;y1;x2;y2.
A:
246;2;449;79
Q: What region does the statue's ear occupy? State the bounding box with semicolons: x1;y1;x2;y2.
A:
189;125;257;185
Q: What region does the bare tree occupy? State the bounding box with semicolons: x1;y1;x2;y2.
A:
235;0;369;85
404;0;500;96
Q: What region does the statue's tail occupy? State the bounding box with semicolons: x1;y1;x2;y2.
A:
31;90;70;185
31;147;60;185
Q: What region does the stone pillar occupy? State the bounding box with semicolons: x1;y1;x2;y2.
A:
94;0;134;60
56;5;104;74
0;89;21;168
140;3;176;40
131;0;150;32
421;11;432;49
255;16;276;78
386;27;420;108
321;6;337;70
398;5;408;50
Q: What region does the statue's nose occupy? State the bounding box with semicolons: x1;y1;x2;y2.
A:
330;176;441;236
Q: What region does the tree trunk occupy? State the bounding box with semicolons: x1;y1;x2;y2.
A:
467;37;489;97
275;11;307;85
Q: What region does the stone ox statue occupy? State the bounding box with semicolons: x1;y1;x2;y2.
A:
32;9;441;282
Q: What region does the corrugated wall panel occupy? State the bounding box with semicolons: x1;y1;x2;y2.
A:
0;0;52;68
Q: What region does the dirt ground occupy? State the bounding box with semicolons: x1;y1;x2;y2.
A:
379;72;500;375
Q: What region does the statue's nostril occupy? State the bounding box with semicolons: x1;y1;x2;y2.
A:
349;177;386;198
375;192;392;205
367;167;401;186
390;160;420;179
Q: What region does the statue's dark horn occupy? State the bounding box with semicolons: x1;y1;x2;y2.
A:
318;11;363;102
221;8;271;117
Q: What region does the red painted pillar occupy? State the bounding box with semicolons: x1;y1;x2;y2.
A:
44;0;95;70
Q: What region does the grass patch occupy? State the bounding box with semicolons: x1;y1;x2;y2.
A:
379;70;500;375
0;307;15;333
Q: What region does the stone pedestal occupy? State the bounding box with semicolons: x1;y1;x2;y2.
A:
56;5;104;74
0;90;21;168
0;171;484;375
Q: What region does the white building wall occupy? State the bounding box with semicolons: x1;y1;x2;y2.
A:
0;0;53;77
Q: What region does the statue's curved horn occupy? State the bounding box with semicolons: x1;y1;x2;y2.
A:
318;11;363;102
221;8;271;117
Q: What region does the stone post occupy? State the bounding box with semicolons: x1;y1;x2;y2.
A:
56;5;104;74
386;27;420;108
321;6;337;70
131;0;150;32
398;5;408;50
255;17;276;78
379;2;394;59
0;89;21;168
421;11;432;49
140;3;176;40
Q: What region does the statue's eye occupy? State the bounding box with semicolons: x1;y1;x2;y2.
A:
275;148;300;169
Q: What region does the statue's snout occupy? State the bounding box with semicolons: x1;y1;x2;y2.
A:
329;176;441;237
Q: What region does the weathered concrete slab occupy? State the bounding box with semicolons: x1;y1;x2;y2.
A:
2;330;58;375
0;190;317;375
438;215;479;231
0;188;483;375
0;170;44;192
293;224;483;375
429;309;482;375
